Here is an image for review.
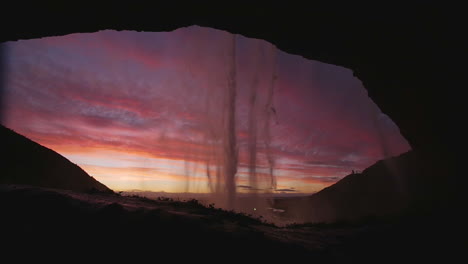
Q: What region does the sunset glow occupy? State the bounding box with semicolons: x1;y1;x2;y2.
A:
1;26;410;193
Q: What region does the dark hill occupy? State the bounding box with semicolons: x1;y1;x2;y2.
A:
275;150;442;223
0;124;111;193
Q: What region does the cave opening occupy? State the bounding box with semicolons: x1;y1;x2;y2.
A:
1;26;411;224
0;5;465;261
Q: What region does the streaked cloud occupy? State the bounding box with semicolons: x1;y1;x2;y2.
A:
1;26;410;193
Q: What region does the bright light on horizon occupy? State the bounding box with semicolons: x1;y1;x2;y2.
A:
1;26;411;195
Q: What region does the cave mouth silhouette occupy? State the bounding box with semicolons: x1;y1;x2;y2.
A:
0;5;465;261
0;3;465;221
0;27;413;224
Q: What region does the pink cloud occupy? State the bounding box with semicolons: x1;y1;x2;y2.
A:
2;27;410;193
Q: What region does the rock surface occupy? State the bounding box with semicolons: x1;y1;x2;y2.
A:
0;124;111;193
0;184;464;262
274;150;445;223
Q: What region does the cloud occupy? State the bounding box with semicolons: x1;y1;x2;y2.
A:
236;185;262;191
2;27;411;193
275;188;297;192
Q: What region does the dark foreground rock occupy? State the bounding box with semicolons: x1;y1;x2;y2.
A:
0;184;464;263
0;124;111;193
275;150;445;223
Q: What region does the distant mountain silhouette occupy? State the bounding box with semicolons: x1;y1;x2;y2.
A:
0;124;112;193
275;150;440;223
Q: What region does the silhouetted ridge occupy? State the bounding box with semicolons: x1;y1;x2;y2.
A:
0;124;111;193
275;150;443;223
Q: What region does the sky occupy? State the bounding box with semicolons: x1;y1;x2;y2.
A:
0;26;410;194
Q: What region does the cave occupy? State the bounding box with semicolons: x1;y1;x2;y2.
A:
1;2;464;206
0;2;465;261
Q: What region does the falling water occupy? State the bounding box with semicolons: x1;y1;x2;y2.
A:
186;33;278;214
222;34;239;210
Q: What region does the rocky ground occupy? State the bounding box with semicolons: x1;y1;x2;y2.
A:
0;184;465;263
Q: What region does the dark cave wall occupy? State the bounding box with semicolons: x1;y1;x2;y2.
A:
0;3;465;198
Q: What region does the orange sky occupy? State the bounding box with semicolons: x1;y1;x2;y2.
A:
1;27;411;194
